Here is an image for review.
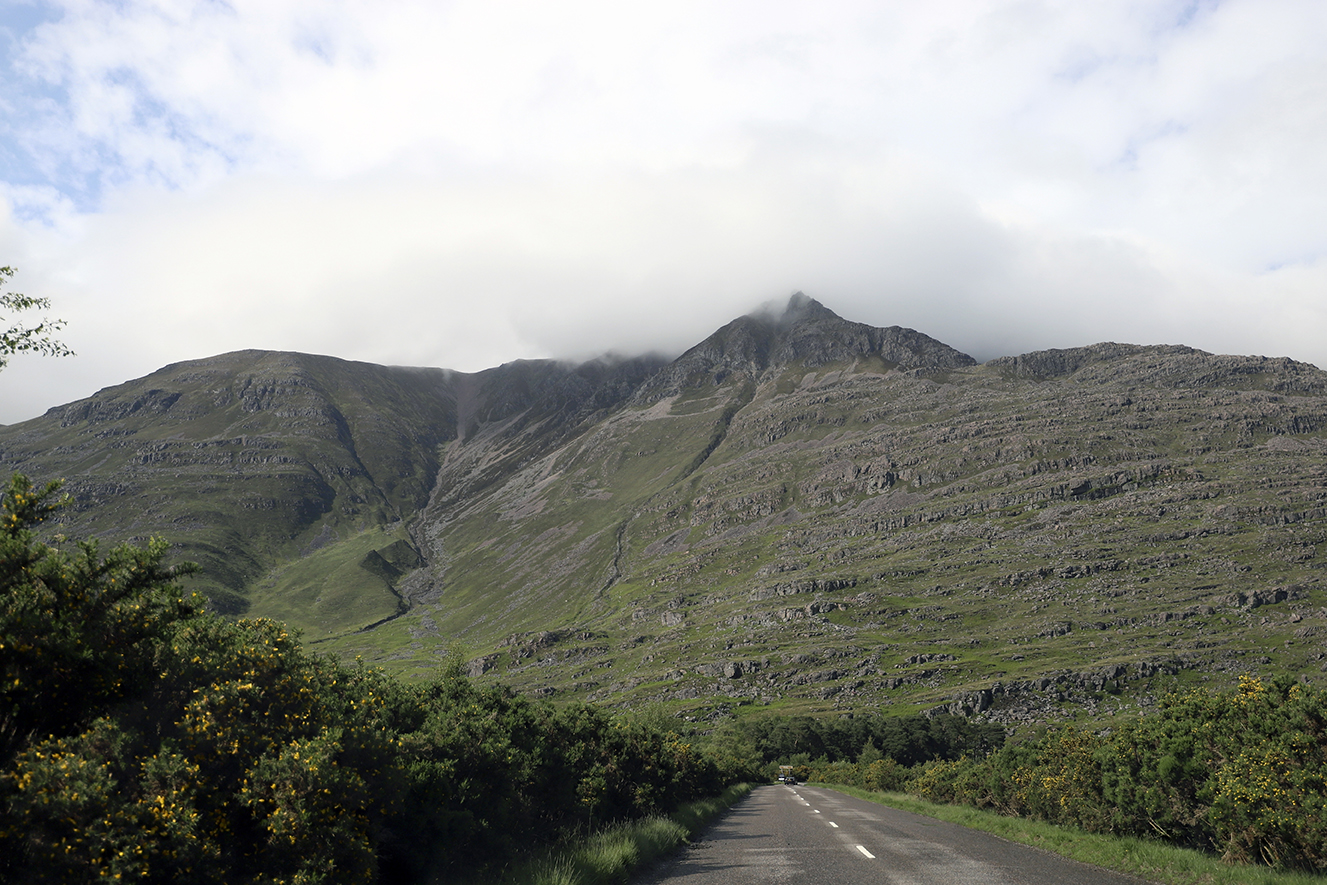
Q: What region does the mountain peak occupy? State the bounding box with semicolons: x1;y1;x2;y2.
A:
635;294;975;400
756;291;840;328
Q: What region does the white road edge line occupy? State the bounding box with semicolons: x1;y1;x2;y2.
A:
856;845;876;859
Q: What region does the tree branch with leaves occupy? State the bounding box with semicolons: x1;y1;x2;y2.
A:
0;266;73;370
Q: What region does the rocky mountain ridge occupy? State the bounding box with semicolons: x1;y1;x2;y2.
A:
2;294;1324;726
634;293;974;401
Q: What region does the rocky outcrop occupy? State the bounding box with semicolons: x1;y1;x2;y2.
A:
931;659;1197;723
986;343;1182;380
989;343;1327;393
634;293;975;400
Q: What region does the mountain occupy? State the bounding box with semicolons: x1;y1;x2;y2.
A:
3;295;1325;727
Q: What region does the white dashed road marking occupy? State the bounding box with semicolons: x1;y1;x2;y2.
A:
856;845;876;859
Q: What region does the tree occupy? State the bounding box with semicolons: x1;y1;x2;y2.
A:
0;266;73;370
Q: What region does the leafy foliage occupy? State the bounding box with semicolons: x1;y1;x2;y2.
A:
0;475;738;883
0;473;201;765
1100;675;1327;869
0;266;72;370
816;674;1327;873
725;710;1005;771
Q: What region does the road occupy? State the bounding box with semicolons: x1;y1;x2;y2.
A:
637;785;1151;885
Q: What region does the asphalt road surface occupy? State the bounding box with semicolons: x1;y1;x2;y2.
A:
637;785;1152;885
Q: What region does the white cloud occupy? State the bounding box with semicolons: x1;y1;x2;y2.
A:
1;0;1326;423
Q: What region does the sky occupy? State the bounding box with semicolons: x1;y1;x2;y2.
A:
1;0;1325;424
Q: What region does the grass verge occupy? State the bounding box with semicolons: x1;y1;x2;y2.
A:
815;784;1327;885
471;783;753;885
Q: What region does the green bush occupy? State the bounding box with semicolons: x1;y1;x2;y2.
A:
891;675;1327;874
1005;726;1106;830
1098;675;1327;869
862;757;908;792
0;475;746;884
0;474;200;766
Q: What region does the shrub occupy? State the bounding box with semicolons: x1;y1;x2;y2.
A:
2;475;746;883
896;676;1327;873
1097;674;1327;870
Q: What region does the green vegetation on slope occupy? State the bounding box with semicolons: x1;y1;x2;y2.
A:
249;525;418;637
0;351;458;613
327;349;1326;733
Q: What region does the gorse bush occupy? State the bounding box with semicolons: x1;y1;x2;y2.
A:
0;474;201;766
1100;674;1327;870
812;674;1327;874
0;475;735;884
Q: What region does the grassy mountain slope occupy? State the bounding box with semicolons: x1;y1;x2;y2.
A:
333;345;1327;726
4;298;1325;728
0;348;663;624
0;349;460;615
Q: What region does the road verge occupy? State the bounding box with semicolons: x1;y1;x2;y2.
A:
468;783;754;885
817;785;1327;885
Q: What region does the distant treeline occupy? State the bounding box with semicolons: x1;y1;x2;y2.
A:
726;710;1005;769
